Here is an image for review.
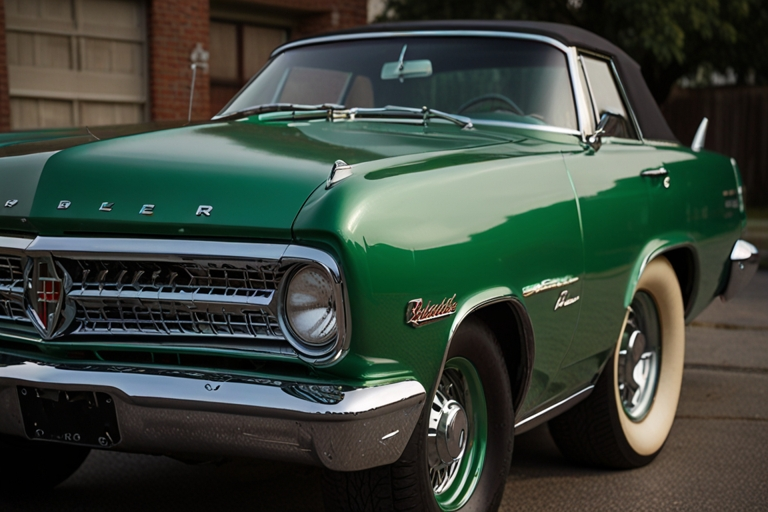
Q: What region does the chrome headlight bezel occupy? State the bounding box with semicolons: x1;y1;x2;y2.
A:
278;258;347;362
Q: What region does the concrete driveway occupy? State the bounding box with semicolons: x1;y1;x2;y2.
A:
2;272;766;511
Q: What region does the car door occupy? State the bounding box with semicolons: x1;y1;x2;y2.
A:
555;53;668;398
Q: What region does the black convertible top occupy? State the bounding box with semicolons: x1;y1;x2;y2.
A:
288;20;677;142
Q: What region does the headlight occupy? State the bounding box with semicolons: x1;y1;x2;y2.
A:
284;265;337;348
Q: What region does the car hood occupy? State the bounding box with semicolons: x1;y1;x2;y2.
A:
0;119;511;239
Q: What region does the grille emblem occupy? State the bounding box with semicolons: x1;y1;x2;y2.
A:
23;258;75;340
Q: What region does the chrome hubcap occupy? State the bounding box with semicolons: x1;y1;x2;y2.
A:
428;368;471;494
618;292;661;421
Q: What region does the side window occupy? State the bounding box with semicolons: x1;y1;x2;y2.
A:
580;55;638;140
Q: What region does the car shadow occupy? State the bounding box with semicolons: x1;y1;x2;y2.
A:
510;423;613;480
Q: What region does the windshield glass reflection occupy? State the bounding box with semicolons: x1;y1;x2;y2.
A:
220;37;577;131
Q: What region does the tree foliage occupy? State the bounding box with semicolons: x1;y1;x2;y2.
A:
380;0;768;103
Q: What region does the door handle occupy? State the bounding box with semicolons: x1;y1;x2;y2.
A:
640;167;668;177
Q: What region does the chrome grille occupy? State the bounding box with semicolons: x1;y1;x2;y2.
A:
59;259;287;339
0;237;346;364
61;259;284;294
74;300;283;338
0;255;28;323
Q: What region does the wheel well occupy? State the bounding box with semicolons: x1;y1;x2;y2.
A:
657;247;698;316
473;301;534;414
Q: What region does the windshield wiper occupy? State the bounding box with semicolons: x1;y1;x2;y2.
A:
341;105;473;130
212;103;344;122
214;103;473;130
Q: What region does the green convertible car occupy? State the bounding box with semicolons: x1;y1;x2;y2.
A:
0;20;760;511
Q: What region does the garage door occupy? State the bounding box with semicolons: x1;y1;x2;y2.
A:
5;0;147;130
209;21;286;117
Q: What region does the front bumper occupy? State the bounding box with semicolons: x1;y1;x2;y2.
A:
0;359;425;471
721;239;760;301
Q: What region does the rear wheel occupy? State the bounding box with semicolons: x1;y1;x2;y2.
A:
549;256;685;468
324;316;514;511
0;434;90;492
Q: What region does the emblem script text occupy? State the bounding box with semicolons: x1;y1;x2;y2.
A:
406;294;458;327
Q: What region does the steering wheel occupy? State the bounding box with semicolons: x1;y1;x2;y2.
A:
457;93;524;116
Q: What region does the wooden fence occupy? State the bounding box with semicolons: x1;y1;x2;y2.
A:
662;86;768;208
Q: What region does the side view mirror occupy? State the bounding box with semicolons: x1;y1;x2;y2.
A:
587;111;622;151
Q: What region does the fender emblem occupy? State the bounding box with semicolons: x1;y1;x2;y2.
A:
406;294;457;327
523;276;579;297
554;290;580;311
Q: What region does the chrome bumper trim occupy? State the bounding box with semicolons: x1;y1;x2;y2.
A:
721;239;759;301
0;360;425;471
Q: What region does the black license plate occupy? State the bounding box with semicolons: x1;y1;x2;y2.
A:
17;387;121;448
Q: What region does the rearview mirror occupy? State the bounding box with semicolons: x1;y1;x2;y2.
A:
381;60;433;81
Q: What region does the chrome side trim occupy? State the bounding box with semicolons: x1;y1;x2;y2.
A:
0;360;425;471
721;239;759;301
514;385;594;435
271;30;588;138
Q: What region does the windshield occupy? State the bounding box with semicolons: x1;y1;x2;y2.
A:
220;37;578;131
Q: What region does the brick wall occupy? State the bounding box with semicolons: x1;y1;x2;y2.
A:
218;0;368;38
0;0;367;130
295;3;368;39
0;1;9;132
149;0;211;121
147;0;366;122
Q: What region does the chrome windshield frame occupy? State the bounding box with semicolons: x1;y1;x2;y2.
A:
266;30;591;140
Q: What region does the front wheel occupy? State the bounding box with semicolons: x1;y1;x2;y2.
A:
324;316;514;511
549;256;685;468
